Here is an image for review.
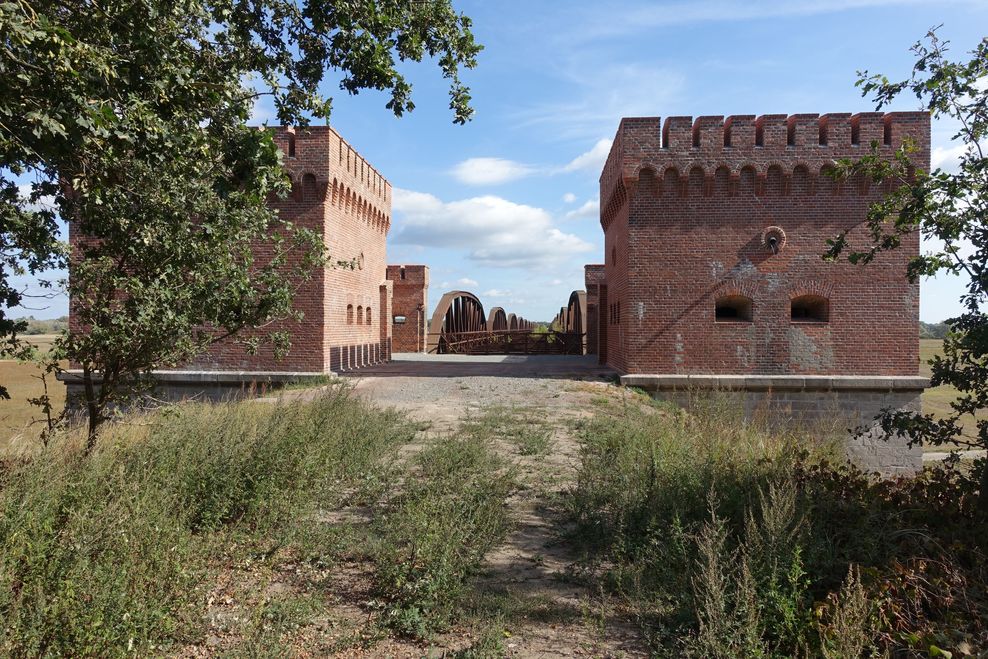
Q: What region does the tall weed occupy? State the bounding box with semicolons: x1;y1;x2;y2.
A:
0;385;412;656
373;434;514;637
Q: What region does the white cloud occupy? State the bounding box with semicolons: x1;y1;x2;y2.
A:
931;143;969;173
562;192;577;204
450;157;537;185
392;188;594;270
456;277;479;288
514;63;685;139
483;289;510;298
565;0;981;41
563;139;612;173
565;199;600;220
17;184;56;214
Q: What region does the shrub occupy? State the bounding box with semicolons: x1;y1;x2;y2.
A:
0;386;412;656
566;394;988;656
373;434;514;637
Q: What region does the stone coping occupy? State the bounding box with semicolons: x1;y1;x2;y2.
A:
57;370;333;385
620;374;929;392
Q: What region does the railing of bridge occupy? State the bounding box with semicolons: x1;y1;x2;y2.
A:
429;330;586;355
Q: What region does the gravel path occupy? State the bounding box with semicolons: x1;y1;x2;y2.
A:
339;354;647;657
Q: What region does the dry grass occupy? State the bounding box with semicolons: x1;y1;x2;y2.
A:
919;338;986;450
0;335;67;448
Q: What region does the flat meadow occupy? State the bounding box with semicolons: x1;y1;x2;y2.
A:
0;335;65;448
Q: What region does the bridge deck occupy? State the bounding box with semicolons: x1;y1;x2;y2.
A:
340;353;616;379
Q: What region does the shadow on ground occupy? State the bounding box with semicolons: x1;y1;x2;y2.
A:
339;353;618;380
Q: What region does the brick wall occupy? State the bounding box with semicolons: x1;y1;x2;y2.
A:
584;264;605;355
598;112;930;376
181;125;393;373
386;265;429;352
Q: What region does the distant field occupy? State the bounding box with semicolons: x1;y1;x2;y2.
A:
0;335;67;446
920;338;984;449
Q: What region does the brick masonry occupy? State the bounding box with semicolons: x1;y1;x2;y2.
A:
595;112;932;473
386;265;429;352
66;126;399;395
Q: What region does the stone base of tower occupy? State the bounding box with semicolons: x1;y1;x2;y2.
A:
59;369;335;403
620;374;927;476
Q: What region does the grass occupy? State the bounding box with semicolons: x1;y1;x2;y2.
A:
0;386;415;656
0;383;520;655
461;404;554;456
371;433;514;637
0;335;66;445
919;338;987;450
564;391;988;657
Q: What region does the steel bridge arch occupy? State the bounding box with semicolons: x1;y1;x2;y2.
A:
566;290;587;335
487;307;508;332
427;291;487;353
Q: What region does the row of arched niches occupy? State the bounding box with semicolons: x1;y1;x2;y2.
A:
634;162;899;198
278;173;390;234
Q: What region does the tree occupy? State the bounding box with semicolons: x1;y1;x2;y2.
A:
0;0;481;448
826;28;987;500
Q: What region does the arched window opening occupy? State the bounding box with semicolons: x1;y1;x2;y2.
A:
739;166;756;196
346;304;354;324
791;295;829;322
638;167;657;196
610;246;617;266
356;306;364;325
287;135;296;158
302;173;317;201
689;167;705;197
366;307;372;325
766;165;784;196
715;295;753;322
663;168;680;198
820;165;839;194
792;165;811;195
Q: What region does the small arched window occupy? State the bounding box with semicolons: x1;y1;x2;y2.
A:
766;165;784;196
739;166;757;196
346;304;354;324
287;135;296;158
365;307;372;325
302;173;317;201
610;246;617;266
714;166;730;196
638;167;657;196
792;165;811;195
689;166;705;197
791;295;829;323
356;306;364;325
663;167;680;198
715;295;753;322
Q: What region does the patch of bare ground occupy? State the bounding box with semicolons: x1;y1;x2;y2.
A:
341;373;650;657
179;366;651;657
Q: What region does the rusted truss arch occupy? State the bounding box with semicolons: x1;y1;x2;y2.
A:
487;307;508;332
566;290;588;335
427;290;487;353
507;313;517;330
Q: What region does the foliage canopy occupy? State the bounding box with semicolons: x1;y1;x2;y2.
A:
0;0;481;442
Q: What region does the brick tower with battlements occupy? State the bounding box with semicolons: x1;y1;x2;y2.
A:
593;112;931;474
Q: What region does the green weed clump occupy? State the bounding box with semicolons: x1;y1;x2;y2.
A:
373;434;514;638
567;393;988;657
462;404;554;456
0;386;412;656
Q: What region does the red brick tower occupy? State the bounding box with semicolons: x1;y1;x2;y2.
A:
595;112;931;474
386;265;429;353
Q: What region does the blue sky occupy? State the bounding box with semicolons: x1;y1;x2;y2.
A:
12;0;988;322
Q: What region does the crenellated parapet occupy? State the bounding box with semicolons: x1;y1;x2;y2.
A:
270;126;392;235
599;112;930;231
